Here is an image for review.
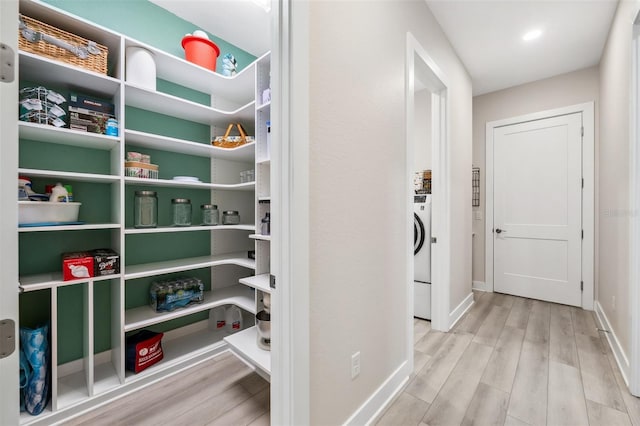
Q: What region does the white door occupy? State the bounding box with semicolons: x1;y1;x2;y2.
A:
0;0;21;423
493;113;582;306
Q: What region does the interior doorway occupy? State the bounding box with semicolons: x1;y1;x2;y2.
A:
405;32;452;357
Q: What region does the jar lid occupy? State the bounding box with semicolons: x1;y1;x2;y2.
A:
223;210;239;215
172;198;191;203
200;204;217;209
135;190;157;196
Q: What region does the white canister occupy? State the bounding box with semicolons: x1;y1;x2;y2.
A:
126;47;156;91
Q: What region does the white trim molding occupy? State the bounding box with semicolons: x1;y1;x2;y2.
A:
472;281;489;292
485;102;595;310
449;292;474;329
595;301;630;386
344;362;410;426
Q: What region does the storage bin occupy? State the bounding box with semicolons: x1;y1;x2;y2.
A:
126;330;164;374
126;47;156;90
18;14;108;75
124;161;159;179
181;35;220;71
18;201;81;225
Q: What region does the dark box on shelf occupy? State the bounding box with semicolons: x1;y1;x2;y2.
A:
91;248;120;277
62;251;95;281
126;330;164;374
68;92;115;134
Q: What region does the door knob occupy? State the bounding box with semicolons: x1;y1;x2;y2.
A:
495;228;506;234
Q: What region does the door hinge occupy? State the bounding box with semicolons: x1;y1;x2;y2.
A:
0;319;16;359
0;43;16;83
582;230;584;239
582;178;584;188
581;281;584;291
581;126;584;137
431;237;437;244
270;274;276;290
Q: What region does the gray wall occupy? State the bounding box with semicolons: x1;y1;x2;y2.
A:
301;1;473;423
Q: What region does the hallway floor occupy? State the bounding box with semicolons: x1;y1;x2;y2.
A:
377;291;640;426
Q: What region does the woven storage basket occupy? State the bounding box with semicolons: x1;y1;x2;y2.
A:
18;14;108;75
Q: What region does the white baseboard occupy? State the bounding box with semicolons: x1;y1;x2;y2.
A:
472;281;490;292
343;361;410;426
594;301;630;386
449;292;474;329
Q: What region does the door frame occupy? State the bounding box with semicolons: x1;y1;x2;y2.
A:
0;0;20;423
629;17;640;396
485;102;595;310
405;32;451;337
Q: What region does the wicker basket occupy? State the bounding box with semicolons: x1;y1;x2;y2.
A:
18;14;108;75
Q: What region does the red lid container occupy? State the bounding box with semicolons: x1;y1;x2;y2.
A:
181;35;220;72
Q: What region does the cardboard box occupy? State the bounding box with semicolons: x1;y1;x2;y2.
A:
62;251;94;281
68;92;115;134
91;248;120;277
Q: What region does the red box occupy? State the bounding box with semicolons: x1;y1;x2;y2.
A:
62;251;95;281
126;330;164;374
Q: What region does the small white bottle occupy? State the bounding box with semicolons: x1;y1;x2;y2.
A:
225;306;242;333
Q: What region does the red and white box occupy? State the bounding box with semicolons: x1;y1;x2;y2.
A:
62;251;94;281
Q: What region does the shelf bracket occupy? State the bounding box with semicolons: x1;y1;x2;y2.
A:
0;43;16;83
270;274;276;290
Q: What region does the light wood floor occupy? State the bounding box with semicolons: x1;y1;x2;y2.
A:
377;291;640;426
63;351;270;426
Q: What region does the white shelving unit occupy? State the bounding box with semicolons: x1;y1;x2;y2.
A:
14;1;274;423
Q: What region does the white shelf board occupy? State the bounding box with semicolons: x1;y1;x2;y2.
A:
124;252;255;280
19;122;120;150
256;158;271;166
124;38;258;103
19;223;120;233
249;234;271;241
125;129;255;162
125;83;255;126
224;326;270;377
256;101;271;112
258;196;271;202
124;327;228;382
18;168;120;183
239;274;271;294
124;177;255;191
19;273;120;293
19;51;121;97
93;361;120;395
56;369;89;410
125;286;255;332
125;224;254;234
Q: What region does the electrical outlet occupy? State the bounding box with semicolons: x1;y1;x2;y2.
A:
612;296;616;310
351;351;361;379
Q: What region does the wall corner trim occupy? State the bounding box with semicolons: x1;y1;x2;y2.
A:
594;301;630;386
472;281;489;292
449;292;474;329
343;361;410;426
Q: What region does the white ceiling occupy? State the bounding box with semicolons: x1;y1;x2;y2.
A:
426;0;619;95
149;0;270;57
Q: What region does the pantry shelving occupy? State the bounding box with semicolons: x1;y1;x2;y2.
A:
19;122;120;150
124;224;255;234
19;273;122;292
124;83;255;126
14;1;272;423
125;286;255;331
123;253;256;280
124;177;255;191
124;129;255;161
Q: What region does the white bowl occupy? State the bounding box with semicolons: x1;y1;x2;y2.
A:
18;201;81;224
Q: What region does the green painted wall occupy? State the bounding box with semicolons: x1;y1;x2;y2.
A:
41;0;256;72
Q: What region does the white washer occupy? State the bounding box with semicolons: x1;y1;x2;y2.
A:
414;194;431;320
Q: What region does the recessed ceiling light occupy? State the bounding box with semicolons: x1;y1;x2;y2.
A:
522;29;543;42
